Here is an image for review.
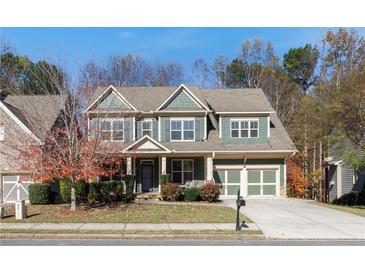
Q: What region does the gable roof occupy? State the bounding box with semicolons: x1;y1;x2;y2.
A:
123;135;171;152
88;85;275;113
3;95;65;140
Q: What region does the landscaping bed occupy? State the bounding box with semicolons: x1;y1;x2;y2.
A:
0;203;251;223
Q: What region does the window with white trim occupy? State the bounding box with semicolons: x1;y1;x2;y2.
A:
99;119;124;141
142;120;152;137
172;159;194;184
353;167;358;185
0;124;4;141
231;119;259;138
170;119;195;141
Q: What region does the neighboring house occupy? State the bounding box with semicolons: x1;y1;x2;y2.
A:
325;140;365;202
86;84;297;198
0;95;64;203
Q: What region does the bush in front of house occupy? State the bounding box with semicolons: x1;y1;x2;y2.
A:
60;179;71;203
75;180;89;202
87;181;124;205
60;179;89;203
161;183;182;201
356;189;365;205
183;187;200;201
29;184;51;204
124;175;135;203
200;182;220;202
159;174;170;185
332;192;358;206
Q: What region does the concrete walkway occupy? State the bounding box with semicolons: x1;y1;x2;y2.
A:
0;222;259;231
224;198;365;239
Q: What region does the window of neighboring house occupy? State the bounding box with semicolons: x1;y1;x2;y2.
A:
142;120;152;137
170;118;195;141
231;119;259;138
0;124;4;141
171;159;194;184
99;119;124;141
353;167;358;185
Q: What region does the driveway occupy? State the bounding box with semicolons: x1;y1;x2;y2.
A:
224;198;365;239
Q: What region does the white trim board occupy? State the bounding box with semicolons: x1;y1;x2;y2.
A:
123;135;171;152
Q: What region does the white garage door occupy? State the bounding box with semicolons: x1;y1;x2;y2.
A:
213;169;241;196
247;169;278;196
2;175;31;202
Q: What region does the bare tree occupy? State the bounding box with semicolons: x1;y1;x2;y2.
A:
212;54;228;88
191;58;211;88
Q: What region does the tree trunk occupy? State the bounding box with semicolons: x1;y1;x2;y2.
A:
303;128;308;176
70;182;76;211
313;142;316;171
319;141;323;201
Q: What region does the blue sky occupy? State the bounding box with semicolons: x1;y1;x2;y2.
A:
2;27;365;71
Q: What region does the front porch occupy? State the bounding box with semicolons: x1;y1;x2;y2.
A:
126;155;213;194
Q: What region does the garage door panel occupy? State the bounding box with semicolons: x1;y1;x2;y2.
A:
227;185;240;195
227;170;240;184
248;170;260;184
263;170;276;183
248;185;261;195
263;185;276;195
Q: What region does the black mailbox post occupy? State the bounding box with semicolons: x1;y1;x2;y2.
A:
235;189;246;231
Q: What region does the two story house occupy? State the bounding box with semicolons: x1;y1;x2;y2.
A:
86;84;297;198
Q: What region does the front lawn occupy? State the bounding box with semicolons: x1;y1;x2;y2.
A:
315;202;365;217
0;203;251;223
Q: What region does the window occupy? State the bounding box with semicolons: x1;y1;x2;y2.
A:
142;120;152;137
170;118;195;141
99;119;124;141
0;125;4;141
172;159;194;184
231;119;259;138
353;168;358;185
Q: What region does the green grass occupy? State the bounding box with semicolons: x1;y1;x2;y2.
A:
0;203;251;223
315;202;365;217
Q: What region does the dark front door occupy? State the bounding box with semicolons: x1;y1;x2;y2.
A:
141;164;153;192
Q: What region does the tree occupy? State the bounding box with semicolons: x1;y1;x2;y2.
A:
212;54;228;88
191;58;211;88
283;44;319;94
286;159;308;198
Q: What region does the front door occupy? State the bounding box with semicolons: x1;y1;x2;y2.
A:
141;164;153;192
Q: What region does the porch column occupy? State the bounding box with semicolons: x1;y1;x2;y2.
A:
0;174;4;218
206;156;213;181
127;156;132;175
161;157;166;175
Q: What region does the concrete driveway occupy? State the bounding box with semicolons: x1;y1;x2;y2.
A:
224;198;365;239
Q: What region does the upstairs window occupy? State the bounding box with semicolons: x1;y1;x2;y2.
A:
170;118;195;141
0;124;4;141
231;119;259;138
99;119;124;141
142;120;152;137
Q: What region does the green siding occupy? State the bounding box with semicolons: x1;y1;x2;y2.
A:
163;90;201;109
96;92;129;109
160;117;168;141
221;116;268;144
160;116;205;142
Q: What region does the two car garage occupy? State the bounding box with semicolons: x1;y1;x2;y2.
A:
213;164;281;197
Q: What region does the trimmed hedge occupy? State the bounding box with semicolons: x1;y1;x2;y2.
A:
29;184;51;204
87;181;124;205
60;179;71;203
60;179;89;203
200;182;220;202
161;183;182;201
183;187;200;201
332;192;358;206
124;175;135;203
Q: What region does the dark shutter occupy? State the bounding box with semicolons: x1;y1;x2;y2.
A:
195;118;201;141
136;120;142;140
153;119;158;140
124;121;130;142
165;118;170;141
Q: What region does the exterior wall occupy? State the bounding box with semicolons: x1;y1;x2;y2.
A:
95;92;130;109
166;157;205;185
162;90;201;110
327;166;338;202
160;116;204;142
220;116;268;144
89;116;133;142
136;117;158;140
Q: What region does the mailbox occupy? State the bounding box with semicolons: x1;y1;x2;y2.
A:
235;189;246;231
237;198;245;207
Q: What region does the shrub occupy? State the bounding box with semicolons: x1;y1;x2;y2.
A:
88;181;124;205
124;175;135;203
200;182;220;202
332;192;358;206
183;187;200;201
75;180;88;202
60;179;71;203
356;189;365;205
161;183;182;201
29;184;51;204
159;174;170;185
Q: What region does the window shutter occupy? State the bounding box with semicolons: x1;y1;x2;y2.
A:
165;118;170;141
195;118;200;141
153;119;158;140
136;120;142;140
124;121;130;142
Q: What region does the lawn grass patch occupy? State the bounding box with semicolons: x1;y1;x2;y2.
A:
315;202;365;217
0;203;252;223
